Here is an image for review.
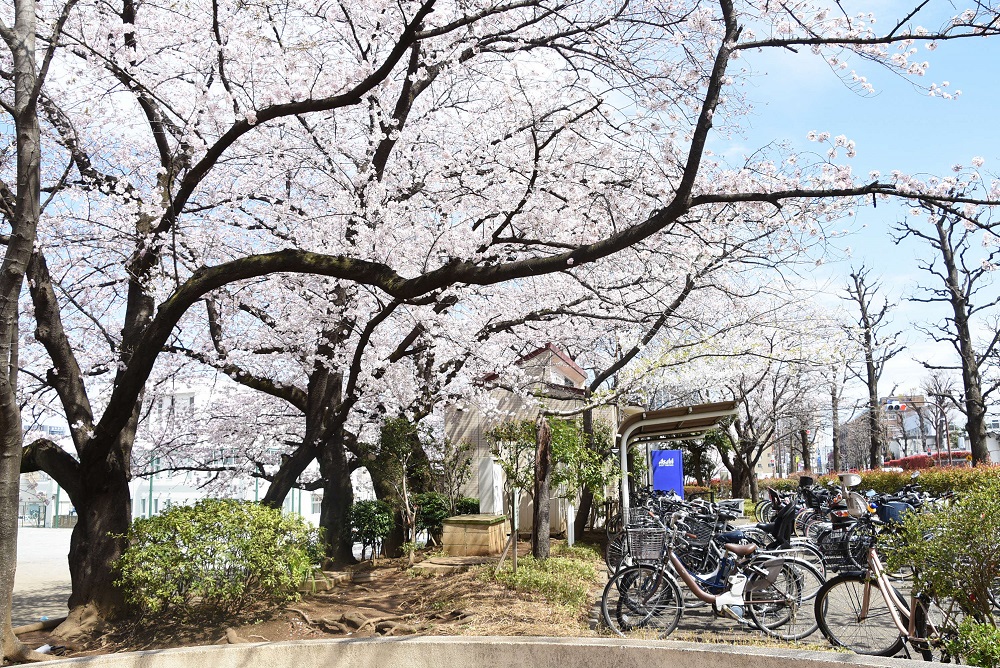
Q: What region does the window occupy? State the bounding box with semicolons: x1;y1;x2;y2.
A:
312;497;323;514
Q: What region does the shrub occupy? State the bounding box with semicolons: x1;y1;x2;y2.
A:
947;619;1000;668
115;499;318;619
454;496;480;515
413;491;450;539
883;475;1000;624
350;499;394;559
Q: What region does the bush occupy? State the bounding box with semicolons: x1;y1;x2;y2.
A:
883;475;1000;624
454;497;479;515
947;619;1000;668
115;499;318;619
759;466;1000;497
412;491;450;539
350;499;394;559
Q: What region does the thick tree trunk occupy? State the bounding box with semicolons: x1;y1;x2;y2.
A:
63;459;130;626
532;416;551;559
0;4;53;658
318;438;357;565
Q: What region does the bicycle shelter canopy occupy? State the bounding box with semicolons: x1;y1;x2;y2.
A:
618;400;739;520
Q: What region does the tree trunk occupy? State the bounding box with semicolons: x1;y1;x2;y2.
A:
574;485;594;538
317;439;357;565
573;408;596;537
532;415;551;559
367;462;404;558
831;384;841;472
54;438;134;642
1;4;55;658
933;218;991;465
800;429;812;474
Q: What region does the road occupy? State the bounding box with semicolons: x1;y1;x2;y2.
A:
11;527;73;627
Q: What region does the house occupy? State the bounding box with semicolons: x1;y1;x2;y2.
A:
444;343;615;533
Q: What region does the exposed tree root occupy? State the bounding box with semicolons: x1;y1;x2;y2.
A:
3;627;56;663
11;618;66;637
51;605;105;642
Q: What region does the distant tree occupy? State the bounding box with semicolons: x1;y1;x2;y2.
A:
844;267;905;468
898;210;1000;465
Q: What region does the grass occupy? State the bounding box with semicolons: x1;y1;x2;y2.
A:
480;552;602;609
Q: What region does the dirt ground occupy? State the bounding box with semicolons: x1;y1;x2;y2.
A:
14;541;604;659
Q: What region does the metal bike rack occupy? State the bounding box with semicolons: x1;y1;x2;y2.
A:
617;400;739;521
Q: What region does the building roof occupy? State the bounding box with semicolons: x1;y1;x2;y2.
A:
517;343;586;380
617;400;740;447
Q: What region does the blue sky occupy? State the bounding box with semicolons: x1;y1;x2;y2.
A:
716;18;1000;399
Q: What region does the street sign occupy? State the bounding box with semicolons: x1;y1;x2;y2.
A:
651;450;684;498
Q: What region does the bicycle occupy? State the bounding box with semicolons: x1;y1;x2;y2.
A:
602;510;825;641
813;544;955;659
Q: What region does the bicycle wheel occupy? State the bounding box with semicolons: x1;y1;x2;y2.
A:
794;508;815;537
601;564;684;638
754;500;773;523
605;532;628;573
787;541;828;579
844;521;876;571
744;557;824;641
814;572;905;656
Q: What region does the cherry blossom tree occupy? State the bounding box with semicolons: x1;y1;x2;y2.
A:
7;0;1000;638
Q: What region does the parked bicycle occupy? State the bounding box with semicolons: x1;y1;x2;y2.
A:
602;509;825;640
813;543;956;660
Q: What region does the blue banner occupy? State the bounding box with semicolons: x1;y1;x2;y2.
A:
651;450;684;497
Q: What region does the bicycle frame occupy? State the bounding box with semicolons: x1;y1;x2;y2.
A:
858;547;937;645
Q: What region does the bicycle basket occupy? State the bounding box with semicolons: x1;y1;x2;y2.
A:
627;526;666;560
876;501;912;525
846;491;871;518
628;507;657;526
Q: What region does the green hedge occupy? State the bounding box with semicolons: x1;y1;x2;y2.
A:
758;466;1000;495
115;499;318;619
455;497;480;515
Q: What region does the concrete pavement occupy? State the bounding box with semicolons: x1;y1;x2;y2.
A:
11;527;72;627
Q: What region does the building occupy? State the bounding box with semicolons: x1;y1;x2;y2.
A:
17;384;324;528
444;343;615;533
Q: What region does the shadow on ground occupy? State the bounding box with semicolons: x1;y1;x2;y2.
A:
12;584;69;627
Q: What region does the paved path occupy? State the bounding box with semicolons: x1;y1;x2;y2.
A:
12;527;72;627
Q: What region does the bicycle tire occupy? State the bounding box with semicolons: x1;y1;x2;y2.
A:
754;500;773;523
785;541;828;579
744;557;824;641
605;532;627;573
814;572;905;656
601;564;684;638
844;522;877;571
794;508;815;537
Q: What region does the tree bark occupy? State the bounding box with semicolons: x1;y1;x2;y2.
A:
831;382;841;472
800;429;812;474
532;415;551;559
0;2;60;658
317;435;357;565
573;408;596;538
